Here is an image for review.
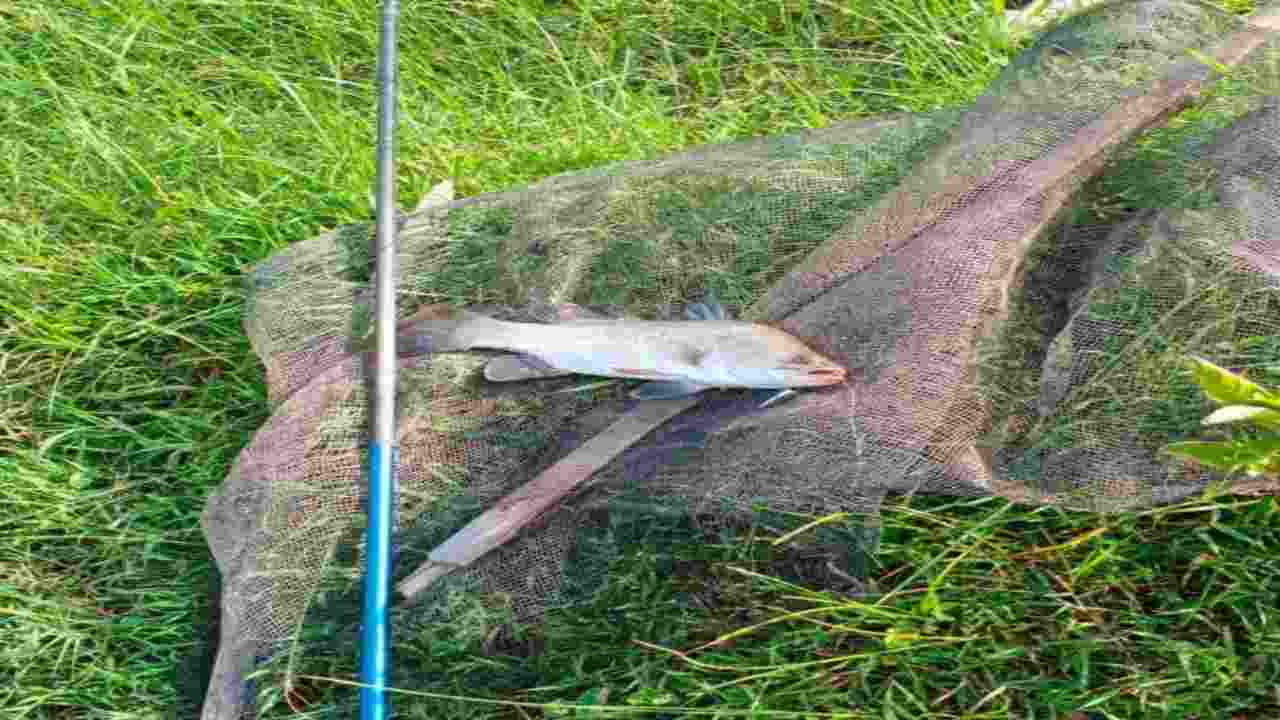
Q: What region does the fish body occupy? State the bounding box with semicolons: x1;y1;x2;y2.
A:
386;299;846;400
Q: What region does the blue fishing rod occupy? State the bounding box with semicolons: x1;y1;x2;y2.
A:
362;0;399;718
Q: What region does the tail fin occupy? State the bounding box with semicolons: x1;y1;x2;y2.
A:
356;303;481;354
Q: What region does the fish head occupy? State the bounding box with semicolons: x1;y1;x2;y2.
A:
700;327;847;388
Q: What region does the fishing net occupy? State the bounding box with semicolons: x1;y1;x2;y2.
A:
199;1;1280;717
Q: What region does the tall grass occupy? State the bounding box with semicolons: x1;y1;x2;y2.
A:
1;1;1276;718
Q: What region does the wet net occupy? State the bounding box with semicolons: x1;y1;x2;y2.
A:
200;1;1280;717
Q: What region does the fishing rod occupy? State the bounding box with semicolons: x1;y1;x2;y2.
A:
362;0;399;718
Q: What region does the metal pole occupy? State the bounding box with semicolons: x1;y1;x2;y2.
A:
361;0;399;718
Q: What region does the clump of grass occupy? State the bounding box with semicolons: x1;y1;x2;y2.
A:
264;494;1280;718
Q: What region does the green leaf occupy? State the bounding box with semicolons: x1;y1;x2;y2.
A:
1233;435;1280;457
1186;357;1279;408
1202;405;1280;429
1162;441;1241;471
1164;438;1280;475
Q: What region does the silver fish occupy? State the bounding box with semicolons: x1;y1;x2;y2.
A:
378;298;846;400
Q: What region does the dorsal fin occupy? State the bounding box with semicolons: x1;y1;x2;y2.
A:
684;289;730;321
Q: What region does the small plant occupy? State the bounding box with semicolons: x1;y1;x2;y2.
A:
1162;356;1280;478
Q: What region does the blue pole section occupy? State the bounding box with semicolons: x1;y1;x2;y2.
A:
362;0;399;718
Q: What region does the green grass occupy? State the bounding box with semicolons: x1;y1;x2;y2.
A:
1;1;1277;719
394;497;1280;719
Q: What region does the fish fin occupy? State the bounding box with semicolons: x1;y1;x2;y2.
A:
630;380;709;400
413;179;455;213
396;302;468;328
685;291;729;321
357;303;475;354
758;388;799;409
703;289;728;319
684;302;715;321
483;354;571;382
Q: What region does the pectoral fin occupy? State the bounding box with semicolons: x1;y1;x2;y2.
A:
757;388;799;408
684;292;729;321
484;354;570;382
630;379;710;400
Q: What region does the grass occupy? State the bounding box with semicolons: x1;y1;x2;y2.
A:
0;0;1277;719
398;496;1280;719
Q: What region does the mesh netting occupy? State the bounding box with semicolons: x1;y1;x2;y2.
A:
201;1;1280;717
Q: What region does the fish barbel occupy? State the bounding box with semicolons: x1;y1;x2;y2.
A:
378;298;846;400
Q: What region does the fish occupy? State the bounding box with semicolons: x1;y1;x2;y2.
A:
370;296;846;401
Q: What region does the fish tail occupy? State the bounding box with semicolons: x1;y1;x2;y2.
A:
391;303;495;354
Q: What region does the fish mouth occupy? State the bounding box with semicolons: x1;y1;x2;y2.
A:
780;366;846;386
809;367;847;385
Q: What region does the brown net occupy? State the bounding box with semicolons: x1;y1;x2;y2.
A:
200;1;1280;717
